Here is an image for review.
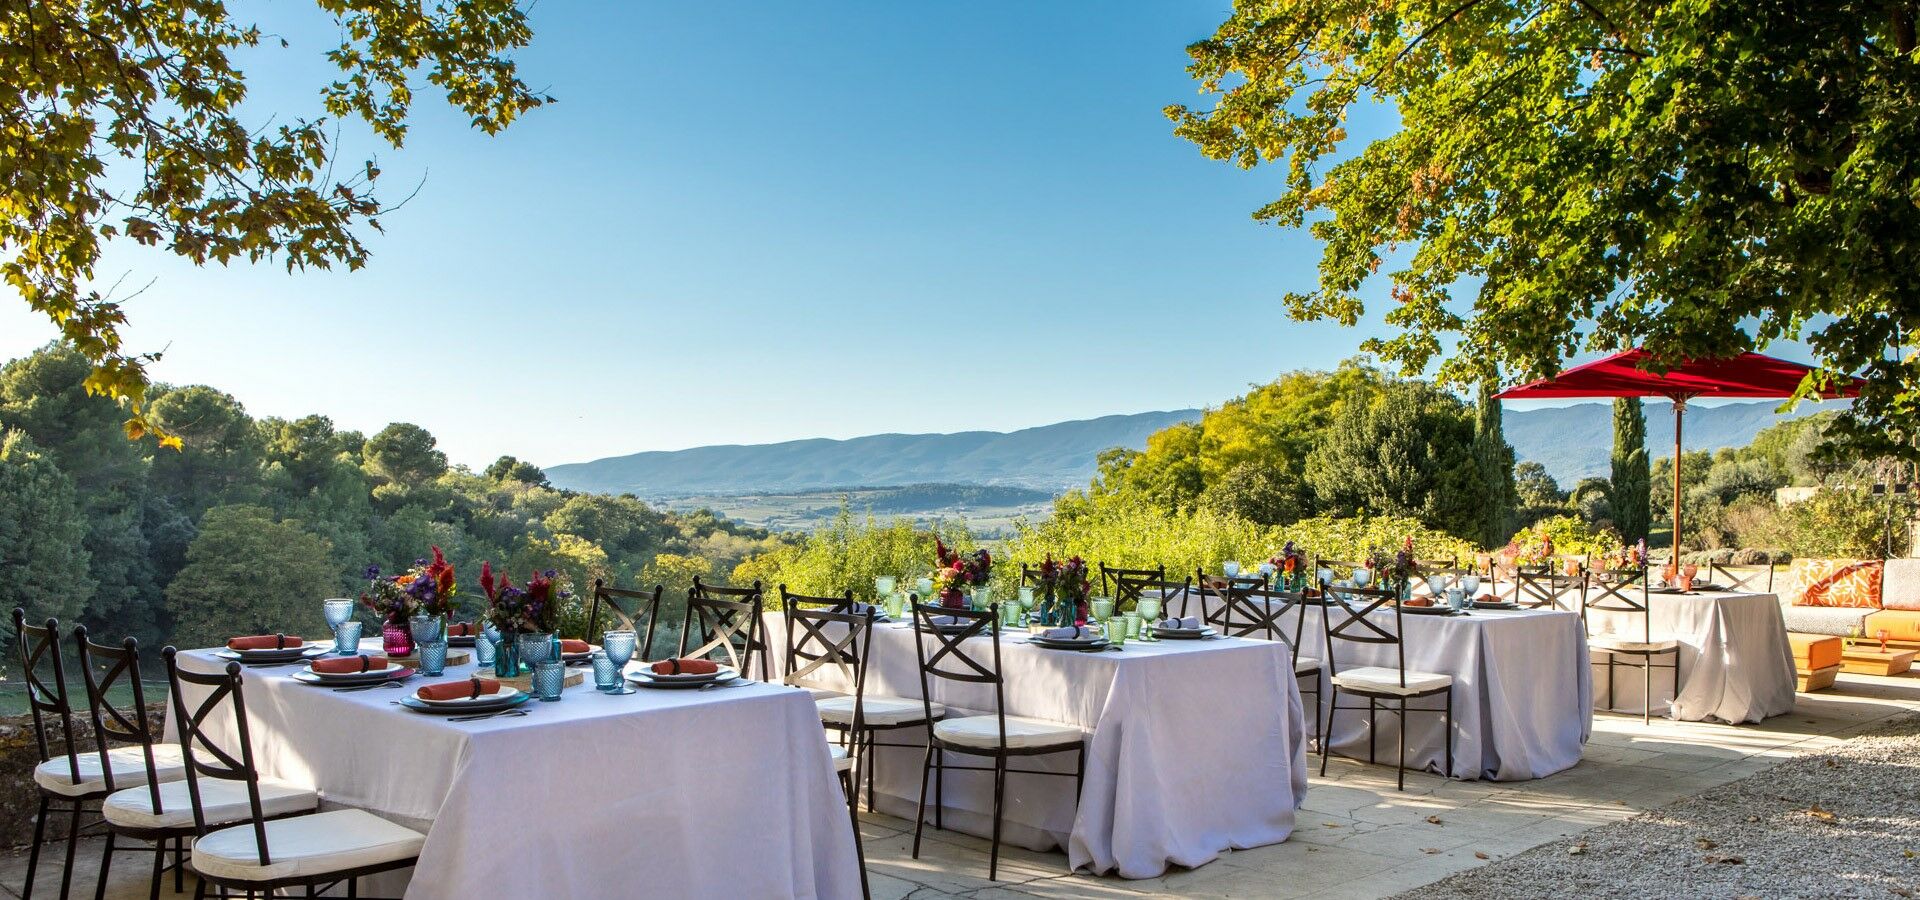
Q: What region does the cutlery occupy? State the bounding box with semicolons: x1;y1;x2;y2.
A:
332;681;404;693
451;708;528;723
699;678;752;692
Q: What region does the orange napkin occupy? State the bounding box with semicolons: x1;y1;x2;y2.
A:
651;658;718;676
448;622;478;637
417;677;501;701
559;639;591;655
311;655;389;674
228;635;303;651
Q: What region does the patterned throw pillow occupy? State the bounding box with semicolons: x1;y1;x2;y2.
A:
1786;558;1885;609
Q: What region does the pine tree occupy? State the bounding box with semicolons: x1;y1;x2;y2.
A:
1610;398;1652;541
1471;382;1516;549
0;430;94;654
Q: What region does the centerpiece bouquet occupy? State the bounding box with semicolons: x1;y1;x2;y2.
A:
359;547;457;655
479;563;563;635
1369;538;1422;600
1269;541;1308;592
932;538;992;609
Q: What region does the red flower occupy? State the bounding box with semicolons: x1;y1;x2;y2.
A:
480;561;496;601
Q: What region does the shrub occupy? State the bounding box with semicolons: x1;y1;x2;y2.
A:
1504;515;1624;559
1749;488;1911;558
729;506;973;602
1281;515;1478;565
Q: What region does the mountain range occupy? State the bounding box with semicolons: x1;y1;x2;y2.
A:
547;401;1836;499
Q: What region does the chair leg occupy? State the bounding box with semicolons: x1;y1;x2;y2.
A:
59;800;82;900
1367;696;1377;765
23;793;48;900
1310;671;1324;750
94;829;116;900
862;730;878;813
989;754;1007;881
1320;688;1338;777
191;875;206;900
174;836;185;892
1395;699;1407;792
912;742;934;859
842;769;870;900
1643;656;1653;726
934;748;945;831
1444;688;1455;780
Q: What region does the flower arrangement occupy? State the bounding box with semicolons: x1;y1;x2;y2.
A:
1269;540;1307;591
1605;539;1649;571
932;538;992;608
1029;554;1091;624
479;562;566;635
359;547;458;625
1368;537;1422;592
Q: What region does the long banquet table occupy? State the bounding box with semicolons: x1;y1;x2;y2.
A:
170;645;863;900
762;615;1309;879
1584;590;1797;724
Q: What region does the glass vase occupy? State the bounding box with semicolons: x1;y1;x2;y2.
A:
492;635;518;678
516;632;557;672
381;622;414;657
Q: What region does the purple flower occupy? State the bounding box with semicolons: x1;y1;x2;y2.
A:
364;564;382;580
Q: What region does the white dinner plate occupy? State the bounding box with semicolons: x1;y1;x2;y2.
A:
300;662;405;683
416;686;524;708
217;645;326;662
628;665;735;685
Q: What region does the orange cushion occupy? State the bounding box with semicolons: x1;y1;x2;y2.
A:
1787;559;1884;609
1862;610;1920;644
1787;633;1843;670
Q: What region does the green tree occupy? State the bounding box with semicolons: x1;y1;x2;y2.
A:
1170;1;1919;462
1198;461;1311;526
147;386;263;515
485;455;549;487
0;430;94;649
1610;398;1652;541
1471;381;1516;547
165;505;335;649
363;423;449;486
1513;462;1564;509
6;1;549;441
1304;381;1486;540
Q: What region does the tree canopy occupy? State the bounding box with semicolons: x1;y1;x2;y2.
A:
4;0;548;443
1169;0;1920;461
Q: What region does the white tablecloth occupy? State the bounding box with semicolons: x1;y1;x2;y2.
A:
764;616;1308;879
169;648;862;899
1586;590;1797;724
1291;605;1592;781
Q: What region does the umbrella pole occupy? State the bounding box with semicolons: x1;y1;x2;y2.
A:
1672;397;1686;556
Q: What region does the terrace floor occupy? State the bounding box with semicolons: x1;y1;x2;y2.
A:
12;672;1920;900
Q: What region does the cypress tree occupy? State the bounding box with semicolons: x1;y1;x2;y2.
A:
1471;381;1516;548
1610;397;1652;540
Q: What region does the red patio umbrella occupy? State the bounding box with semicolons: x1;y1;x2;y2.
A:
1496;349;1863;552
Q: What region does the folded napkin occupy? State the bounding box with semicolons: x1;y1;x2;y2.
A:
558;639;591;655
847;602;881;617
417;677;501;701
928;615;963;626
447;622;477;637
1159;616;1202;630
1042;625;1095;641
228;634;303;651
311;654;389;674
651;658;719;676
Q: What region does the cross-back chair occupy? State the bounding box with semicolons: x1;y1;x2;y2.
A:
584;579;665;659
1583;566;1682;725
1513;561;1586;611
780;602;879;899
909;604;1085;881
162;649;424;899
78;627;231;900
1100;564;1167;614
1708;562;1775;594
680;577;768;680
1318;586;1455;791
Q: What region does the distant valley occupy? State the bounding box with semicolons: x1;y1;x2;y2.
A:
549;401;1837;531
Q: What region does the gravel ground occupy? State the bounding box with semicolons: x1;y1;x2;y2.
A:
1394;714;1920;899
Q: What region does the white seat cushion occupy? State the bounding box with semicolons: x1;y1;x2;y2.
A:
103;777;318;831
817;695;943;726
1294;655;1321;674
193;808;424;883
933;715;1083;751
34;743;185;798
827;744;855;773
796;685;843;702
1591;634;1681;653
1332;666;1453;696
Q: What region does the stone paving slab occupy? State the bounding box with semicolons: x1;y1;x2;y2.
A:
6;672;1918;899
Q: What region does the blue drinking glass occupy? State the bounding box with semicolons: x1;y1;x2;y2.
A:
474;631;496;667
332;620;362;655
591;651;617;690
323;598;354;629
418;641;448;677
600;630;637;669
532;660;565;701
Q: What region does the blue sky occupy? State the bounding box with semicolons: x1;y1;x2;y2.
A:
0;3;1809;470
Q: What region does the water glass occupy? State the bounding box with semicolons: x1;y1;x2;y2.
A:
474;630;497;667
972;587;993;610
1223;560;1241;578
1461;575;1482;597
409;614;444;646
591;651;618;690
601;630;638;670
1122;612;1141;638
1445;587;1466;611
1318;568;1335;586
1353;568;1373;587
1090;598;1115;623
323;598;354;629
332;620;362;655
533;660;565;701
1108;622;1127;647
1136;598;1161;642
418;641;448;676
875;576;897;601
916;577;934;598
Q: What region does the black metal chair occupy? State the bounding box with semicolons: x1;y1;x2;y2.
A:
1584;566;1683;726
584;579;665;659
680;578;766;680
161;649;424;899
15;610;185;900
1708;562;1776;594
81;628;297;900
1318;586;1455;791
909;604;1085;881
1514;561;1586;611
1099;563;1166;611
785;594;945;813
